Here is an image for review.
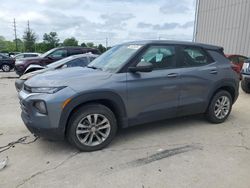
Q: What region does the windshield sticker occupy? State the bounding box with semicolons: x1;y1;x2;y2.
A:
127;45;142;50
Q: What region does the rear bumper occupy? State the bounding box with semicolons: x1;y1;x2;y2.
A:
15;65;25;76
15;79;25;92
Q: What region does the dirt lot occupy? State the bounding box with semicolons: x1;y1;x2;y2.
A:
0;71;250;188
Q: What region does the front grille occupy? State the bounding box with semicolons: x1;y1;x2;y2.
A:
19;100;30;118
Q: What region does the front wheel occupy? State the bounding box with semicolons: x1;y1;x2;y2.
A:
206;90;232;123
1;64;11;72
67;104;117;151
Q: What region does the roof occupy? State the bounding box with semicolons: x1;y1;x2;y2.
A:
123;40;223;51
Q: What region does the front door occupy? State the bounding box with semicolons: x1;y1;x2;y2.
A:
126;45;180;125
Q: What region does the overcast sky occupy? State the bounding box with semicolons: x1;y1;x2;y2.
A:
0;0;196;46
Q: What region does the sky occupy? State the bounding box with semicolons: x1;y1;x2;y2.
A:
0;0;196;46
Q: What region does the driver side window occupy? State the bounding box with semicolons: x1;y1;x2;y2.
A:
137;46;176;69
49;49;67;58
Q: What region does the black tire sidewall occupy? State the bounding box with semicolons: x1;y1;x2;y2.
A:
206;90;233;123
67;104;117;151
241;80;250;93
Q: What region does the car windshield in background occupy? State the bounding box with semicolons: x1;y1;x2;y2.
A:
40;49;55;58
88;44;142;72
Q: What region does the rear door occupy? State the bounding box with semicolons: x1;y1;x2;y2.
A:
126;45;180;125
177;46;219;116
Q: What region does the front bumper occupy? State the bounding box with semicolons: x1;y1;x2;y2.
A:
242;74;250;83
18;87;76;140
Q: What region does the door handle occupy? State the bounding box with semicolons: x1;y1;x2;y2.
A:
210;70;218;74
167;73;178;78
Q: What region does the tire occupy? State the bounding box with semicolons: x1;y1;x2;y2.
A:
1;64;11;72
67;104;117;151
206;90;232;124
241;80;250;93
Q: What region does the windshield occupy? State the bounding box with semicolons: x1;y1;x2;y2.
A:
40;48;55;58
46;56;77;68
88;44;142;72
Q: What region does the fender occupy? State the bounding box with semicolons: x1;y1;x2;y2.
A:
58;90;128;134
207;78;239;106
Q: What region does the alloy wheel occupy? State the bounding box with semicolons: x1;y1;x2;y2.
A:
76;114;111;146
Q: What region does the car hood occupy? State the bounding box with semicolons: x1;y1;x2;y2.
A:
25;67;112;89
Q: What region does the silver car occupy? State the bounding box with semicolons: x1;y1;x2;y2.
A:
15;53;98;91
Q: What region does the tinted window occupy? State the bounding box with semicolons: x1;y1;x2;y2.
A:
228;56;238;63
66;57;88;67
238;56;248;62
24;54;37;58
179;47;211;67
89;56;97;62
88;49;100;54
137;46;176;69
49;49;67;58
69;49;83;55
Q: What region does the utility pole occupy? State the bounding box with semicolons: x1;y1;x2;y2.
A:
27;20;30;32
105;37;108;49
13;18;18;51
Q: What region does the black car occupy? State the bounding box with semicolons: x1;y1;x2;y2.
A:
241;59;250;93
0;54;15;72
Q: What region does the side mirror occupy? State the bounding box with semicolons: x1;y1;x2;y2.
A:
128;63;153;73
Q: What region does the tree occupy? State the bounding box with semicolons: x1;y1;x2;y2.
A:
63;37;78;46
86;42;94;48
23;29;36;52
80;42;87;47
97;44;106;53
43;32;60;50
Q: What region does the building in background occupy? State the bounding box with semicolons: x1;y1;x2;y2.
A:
194;0;250;56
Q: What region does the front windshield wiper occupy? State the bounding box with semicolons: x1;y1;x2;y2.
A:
87;65;103;71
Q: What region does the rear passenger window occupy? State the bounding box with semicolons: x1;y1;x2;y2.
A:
179;47;212;67
137;46;176;70
69;49;83;55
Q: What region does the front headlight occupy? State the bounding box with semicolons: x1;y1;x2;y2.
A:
25;86;66;94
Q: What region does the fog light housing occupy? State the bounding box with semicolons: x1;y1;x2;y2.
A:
34;101;47;114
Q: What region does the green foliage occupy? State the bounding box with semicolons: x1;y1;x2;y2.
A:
43;32;60;51
80;42;87;47
63;37;78;46
23;29;36;52
97;44;106;53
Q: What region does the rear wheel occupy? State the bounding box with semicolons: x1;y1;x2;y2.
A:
241;80;250;93
1;64;11;72
206;90;232;123
67;104;117;151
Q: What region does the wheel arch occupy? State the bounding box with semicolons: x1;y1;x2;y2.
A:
59;91;128;136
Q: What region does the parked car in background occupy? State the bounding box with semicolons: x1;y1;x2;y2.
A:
226;54;248;75
0;54;15;72
241;59;250;93
14;53;41;60
19;40;239;151
15;53;99;91
9;52;21;57
15;47;100;76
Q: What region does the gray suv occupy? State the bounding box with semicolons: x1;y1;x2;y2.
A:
18;41;239;151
